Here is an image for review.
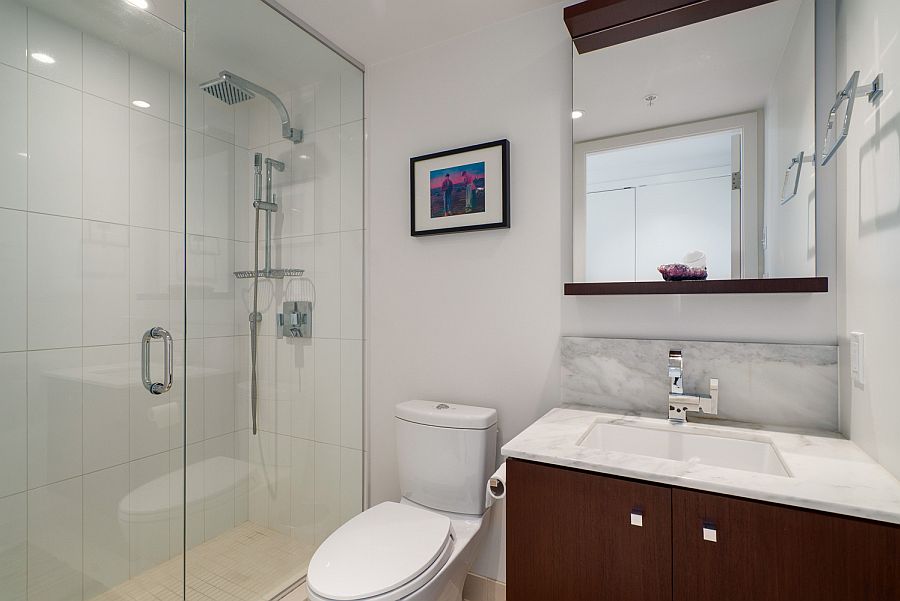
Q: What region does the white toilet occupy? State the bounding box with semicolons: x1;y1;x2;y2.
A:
307;401;498;601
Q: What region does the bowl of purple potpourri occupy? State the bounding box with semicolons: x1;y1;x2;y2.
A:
658;263;709;281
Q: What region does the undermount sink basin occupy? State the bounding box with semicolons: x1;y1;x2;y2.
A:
578;421;791;477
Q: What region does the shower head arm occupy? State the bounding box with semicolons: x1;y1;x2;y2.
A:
221;71;303;144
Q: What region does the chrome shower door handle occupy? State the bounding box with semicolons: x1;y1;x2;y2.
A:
142;326;173;395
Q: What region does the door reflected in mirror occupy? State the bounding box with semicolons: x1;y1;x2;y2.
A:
572;0;818;283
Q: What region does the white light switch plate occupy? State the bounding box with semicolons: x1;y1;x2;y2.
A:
702;526;717;542
850;332;865;386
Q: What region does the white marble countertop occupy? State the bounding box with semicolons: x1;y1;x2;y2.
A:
501;407;900;525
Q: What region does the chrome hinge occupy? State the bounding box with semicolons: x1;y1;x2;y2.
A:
731;171;741;190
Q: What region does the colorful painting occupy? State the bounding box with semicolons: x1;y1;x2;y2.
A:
429;162;486;218
410;139;509;236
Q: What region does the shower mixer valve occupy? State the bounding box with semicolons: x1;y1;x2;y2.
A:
278;301;312;338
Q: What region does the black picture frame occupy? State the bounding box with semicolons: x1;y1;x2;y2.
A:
410;139;510;236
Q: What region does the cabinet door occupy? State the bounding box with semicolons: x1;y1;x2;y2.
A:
507;459;672;601
673;488;900;601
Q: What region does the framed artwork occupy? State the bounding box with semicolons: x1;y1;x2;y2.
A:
410;139;510;236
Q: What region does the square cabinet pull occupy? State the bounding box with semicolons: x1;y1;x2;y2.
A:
702;523;717;542
630;509;643;527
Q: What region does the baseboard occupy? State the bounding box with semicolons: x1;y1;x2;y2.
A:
463;573;506;601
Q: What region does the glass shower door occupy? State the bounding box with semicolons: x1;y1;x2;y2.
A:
0;0;189;600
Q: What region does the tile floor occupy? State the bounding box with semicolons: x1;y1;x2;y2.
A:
90;521;313;601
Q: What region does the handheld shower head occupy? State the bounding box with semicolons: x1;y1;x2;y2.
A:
200;71;303;144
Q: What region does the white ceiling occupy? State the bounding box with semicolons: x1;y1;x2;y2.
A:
277;0;566;67
573;0;806;142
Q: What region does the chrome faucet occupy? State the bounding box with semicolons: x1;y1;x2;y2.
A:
668;349;718;423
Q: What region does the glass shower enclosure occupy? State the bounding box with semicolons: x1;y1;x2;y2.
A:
0;0;364;599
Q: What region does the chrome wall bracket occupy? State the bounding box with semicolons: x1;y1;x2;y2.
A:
780;151;815;204
821;71;885;166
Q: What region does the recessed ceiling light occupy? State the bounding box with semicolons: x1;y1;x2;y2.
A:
17;152;28;158
571;109;585;119
132;100;151;109
124;0;149;9
298;154;310;160
31;53;55;64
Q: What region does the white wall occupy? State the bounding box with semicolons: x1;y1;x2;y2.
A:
836;0;900;479
764;0;817;278
366;0;838;583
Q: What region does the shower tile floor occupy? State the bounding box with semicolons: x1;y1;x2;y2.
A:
92;522;314;601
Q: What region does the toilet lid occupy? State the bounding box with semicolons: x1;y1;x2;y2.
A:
307;501;454;601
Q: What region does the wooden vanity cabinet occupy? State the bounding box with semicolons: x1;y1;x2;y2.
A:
506;458;673;601
507;458;900;601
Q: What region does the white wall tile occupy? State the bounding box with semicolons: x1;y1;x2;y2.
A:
268;140;293;239
172;233;204;341
233;335;250;433
269;433;292;536
203;136;235;239
130;54;169;121
28;213;82;349
82;345;130;472
83;464;130;598
285;338;315;441
83;34;129;105
185;78;205;133
234;103;249;149
289;86;316;139
314;233;341;339
173;338;204;447
314;126;341;233
340;446;363;523
204;93;235;144
169;70;184;127
234;433;249;523
247;97;273;149
340;340;363;450
0;493;26;601
28;76;82;218
0;352;27;497
129;452;170;575
340;69;364;124
27;478;82;601
0;0;26;69
182;443;205;550
0;64;27;211
340;121;364;231
130;111;170;230
27;9;82;89
83;95;129;225
314;338;340;445
130;226;169;341
340;230;363;339
0;209;27;352
27;348;82;488
203;433;235;541
315;75;341;132
234;148;253;242
248;429;273;525
290;134;316;237
83;221;129;346
129;337;171;461
186;129;205;234
203;236;235;338
290;437;315;546
169;124;185;233
204;336;235;439
313;442;341;545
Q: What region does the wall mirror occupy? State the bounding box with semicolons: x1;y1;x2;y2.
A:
570;0;826;293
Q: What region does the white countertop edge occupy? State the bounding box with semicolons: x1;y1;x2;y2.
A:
501;407;900;526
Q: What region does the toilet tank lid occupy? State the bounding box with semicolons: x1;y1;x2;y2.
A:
396;400;497;429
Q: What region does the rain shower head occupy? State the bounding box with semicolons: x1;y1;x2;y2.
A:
200;70;303;143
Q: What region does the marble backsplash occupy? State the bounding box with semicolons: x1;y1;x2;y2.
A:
561;337;839;431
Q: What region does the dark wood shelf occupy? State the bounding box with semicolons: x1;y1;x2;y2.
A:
564;277;828;295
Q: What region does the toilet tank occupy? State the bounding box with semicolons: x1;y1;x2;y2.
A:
395;401;498;515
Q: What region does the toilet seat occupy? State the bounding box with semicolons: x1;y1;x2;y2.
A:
307;502;455;601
